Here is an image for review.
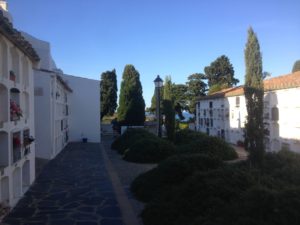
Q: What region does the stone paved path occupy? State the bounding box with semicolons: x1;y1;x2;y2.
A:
101;136;156;225
2;143;124;225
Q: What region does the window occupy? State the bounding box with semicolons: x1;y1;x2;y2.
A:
204;110;206;116
236;97;240;107
209;109;213;117
210;119;213;127
209;101;213;108
61;120;63;131
271;107;279;121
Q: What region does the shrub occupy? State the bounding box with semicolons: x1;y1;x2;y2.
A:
174;129;207;145
228;186;300;225
111;128;156;154
140;150;300;225
141;165;256;225
131;154;223;202
177;135;238;160
123;138;176;163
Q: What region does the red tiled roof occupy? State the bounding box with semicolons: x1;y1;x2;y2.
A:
198;71;300;100
225;71;300;97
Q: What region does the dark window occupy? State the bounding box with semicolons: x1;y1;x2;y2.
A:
61;120;63;131
271;107;279;121
210;119;213;127
66;105;69;116
209;101;213;108
236;97;240;107
204;110;206;116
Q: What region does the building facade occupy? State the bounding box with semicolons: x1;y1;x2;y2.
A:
196;72;300;153
22;33;73;160
0;9;39;207
63;74;101;143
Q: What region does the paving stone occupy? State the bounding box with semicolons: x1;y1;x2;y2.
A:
3;143;128;225
76;222;99;225
48;219;75;225
101;218;124;225
71;212;98;221
97;206;122;218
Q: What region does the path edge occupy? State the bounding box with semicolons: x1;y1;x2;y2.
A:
100;143;141;225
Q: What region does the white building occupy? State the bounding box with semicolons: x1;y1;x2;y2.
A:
63;74;101;143
196;71;300;153
23;29;100;160
22;32;73;160
0;5;40;208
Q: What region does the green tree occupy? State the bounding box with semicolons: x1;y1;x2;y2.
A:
244;27;265;167
172;84;187;120
163;100;175;141
292;60;300;73
163;76;173;100
150;86;163;113
117;65;145;126
100;69;118;120
186;73;207;114
163;76;175;140
204;55;239;89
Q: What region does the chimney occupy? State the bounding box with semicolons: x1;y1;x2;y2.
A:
0;0;13;23
0;0;7;11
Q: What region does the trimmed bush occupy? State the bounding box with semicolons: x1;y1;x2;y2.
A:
140;150;300;225
174;129;207;145
111;128;157;154
123;138;176;163
131;154;223;202
141;165;256;225
175;130;238;160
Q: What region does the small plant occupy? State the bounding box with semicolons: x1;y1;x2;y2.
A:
10;100;22;121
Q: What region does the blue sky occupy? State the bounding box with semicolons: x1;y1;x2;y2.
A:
9;0;300;107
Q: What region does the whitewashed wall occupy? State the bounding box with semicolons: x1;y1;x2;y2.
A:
33;70;52;159
63;74;101;143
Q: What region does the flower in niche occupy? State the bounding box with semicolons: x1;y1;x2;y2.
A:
10;100;22;120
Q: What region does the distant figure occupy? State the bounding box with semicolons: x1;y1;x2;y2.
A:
111;118;120;138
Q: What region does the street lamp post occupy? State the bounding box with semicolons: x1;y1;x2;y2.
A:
154;75;163;137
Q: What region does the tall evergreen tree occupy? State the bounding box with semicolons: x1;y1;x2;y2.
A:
204;55;239;91
292;60;300;73
244;27;265;167
117;65;145;126
163;76;173;100
100;69;118;120
186;73;207;114
162;76;175;141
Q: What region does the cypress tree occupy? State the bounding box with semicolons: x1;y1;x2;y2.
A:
117;65;145;126
163;76;173;100
162;76;175;141
100;69;118;120
244;27;265;167
292;60;300;73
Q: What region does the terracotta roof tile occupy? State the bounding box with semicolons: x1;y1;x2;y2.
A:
198;71;300;100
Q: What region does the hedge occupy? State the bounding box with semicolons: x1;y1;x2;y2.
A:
131;154;223;202
123;137;176;163
111;128;157;154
